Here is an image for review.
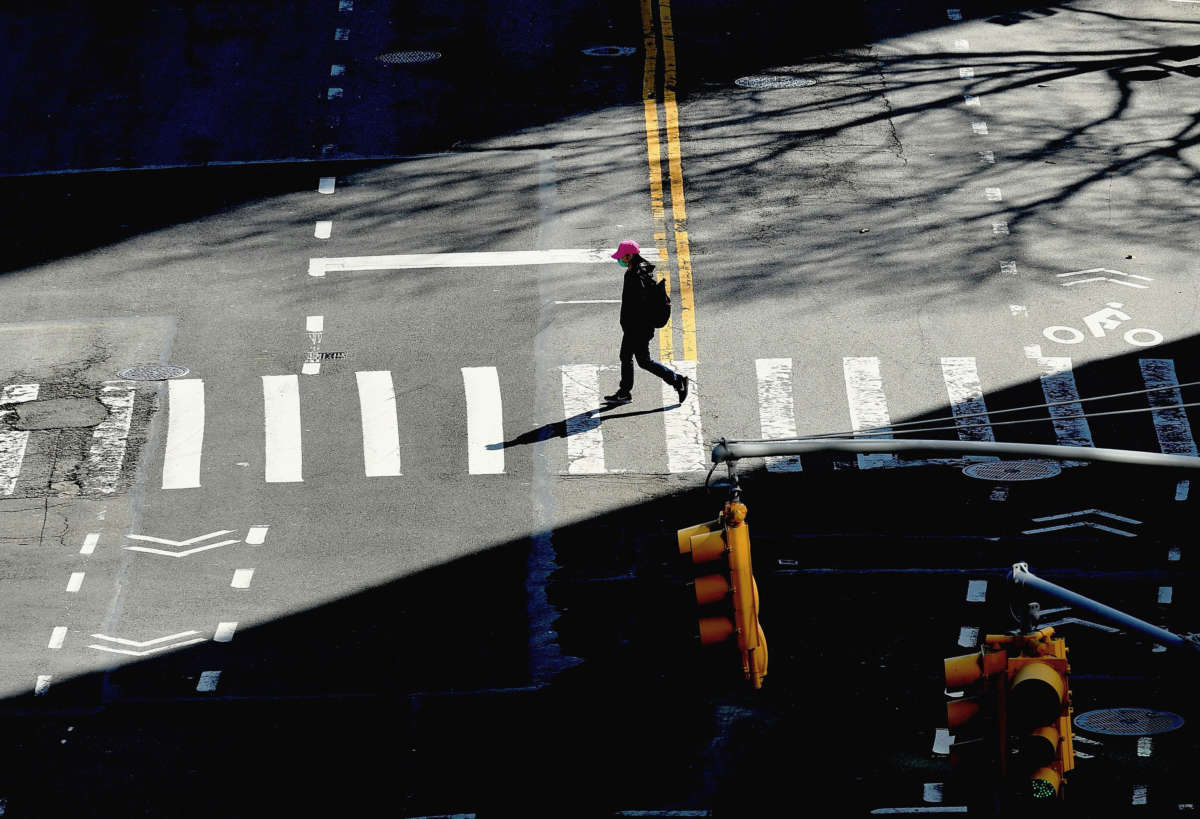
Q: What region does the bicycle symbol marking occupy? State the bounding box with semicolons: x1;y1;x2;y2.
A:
1042;303;1163;347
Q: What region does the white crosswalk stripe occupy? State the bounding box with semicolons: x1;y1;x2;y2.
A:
561;365;605;474
163;379;204;489
262;375;303;483
82;381;136;494
1139;359;1198;457
0;384;38;495
1035;356;1094;450
663;360;706;473
940;357;996;443
755;358;803;472
462;366;505;474
356;371;403;477
843;356;899;469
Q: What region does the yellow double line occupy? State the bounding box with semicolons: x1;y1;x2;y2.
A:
641;0;696;362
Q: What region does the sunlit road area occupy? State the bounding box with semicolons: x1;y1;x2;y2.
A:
2;1;1199;815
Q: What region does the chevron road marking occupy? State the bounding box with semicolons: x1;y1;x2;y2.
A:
1030;509;1142;524
123;530;241;557
88;630;206;656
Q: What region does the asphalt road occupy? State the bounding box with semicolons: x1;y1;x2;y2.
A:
2;0;1199;815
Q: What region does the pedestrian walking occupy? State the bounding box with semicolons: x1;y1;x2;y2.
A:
603;239;689;405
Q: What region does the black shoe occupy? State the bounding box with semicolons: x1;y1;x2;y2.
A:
603;391;632;405
674;374;689;403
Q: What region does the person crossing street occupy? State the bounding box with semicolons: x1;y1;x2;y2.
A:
603;239;689;406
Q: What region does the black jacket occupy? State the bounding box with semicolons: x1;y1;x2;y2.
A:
619;255;657;334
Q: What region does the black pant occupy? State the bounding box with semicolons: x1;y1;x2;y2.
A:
618;330;677;393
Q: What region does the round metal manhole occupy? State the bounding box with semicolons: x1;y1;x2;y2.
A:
1075;708;1185;736
581;46;636;57
734;75;817;90
962;459;1062;481
376;50;442;65
116;364;190;381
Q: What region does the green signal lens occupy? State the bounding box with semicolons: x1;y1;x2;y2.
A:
1030;778;1056;799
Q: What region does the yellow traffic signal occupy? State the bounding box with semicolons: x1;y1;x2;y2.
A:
943;648;1008;785
1005;632;1074;801
677;501;767;688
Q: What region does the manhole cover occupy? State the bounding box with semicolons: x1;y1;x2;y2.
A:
581;46;636;57
1075;708;1185;736
734;75;816;90
376;50;442;65
116;364;190;381
962;460;1062;481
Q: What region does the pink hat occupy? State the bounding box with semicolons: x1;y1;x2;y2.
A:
611;239;640;259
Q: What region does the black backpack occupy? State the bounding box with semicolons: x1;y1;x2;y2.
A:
640;268;671;328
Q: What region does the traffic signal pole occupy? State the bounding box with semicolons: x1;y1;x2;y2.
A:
1010;562;1200;655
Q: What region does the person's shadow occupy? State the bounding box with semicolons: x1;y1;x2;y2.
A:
487;401;678;450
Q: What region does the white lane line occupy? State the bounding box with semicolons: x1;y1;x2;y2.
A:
1024;344;1042;359
331;64;345;76
1169;546;1182;561
356;371;403;477
232;569;255;589
48;627;67;649
756;358;803;472
843;357;899;469
963;94;981;106
1158;586;1173;604
315;221;332;239
214;622;238;643
959;67;974;78
947;8;963;20
65;572;84;593
334;28;350;40
245;525;270;545
663;361;706;473
957;626;979;647
327;87;343;99
941;357;996;443
80;532;100;555
985;187;1002;201
308;248;660;277
1001;260;1017;275
992;221;1010;235
979;150;995;163
1010;305;1028;317
1138;737;1153;757
966;580;987;602
462;367;505;474
0;383;38;495
870;808;967;815
82;381;136;494
34;675;51;696
990;486;1009;501
1133;786;1148;806
304;315;323;375
1139;359;1198;456
923;783;944;803
263;376;303;483
1177;480;1190;501
162;379;204;489
972;121;989;135
196;670;221;692
561;365;605;474
318;177;336;194
1036;357;1095;449
553;299;621;304
932;728;953;755
339;0;353;10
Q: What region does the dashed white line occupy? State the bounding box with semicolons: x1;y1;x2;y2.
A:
327;87;344;99
1001;260;1017;275
334;28;350;41
318;177;336;194
34;675;51;696
985;187;1003;201
196;670;222;692
80;532;100;555
231;569;255;589
214;622;238;643
315;220;332;239
1158;586;1173;604
923;783;945;803
932;727;953;755
959;67;974;78
65;572;84;593
1133;786;1148;806
48;627;67;649
992;221;1010;235
1176;480;1190;501
963;94;980;107
957;626;979;647
978;150;995;163
966;580;987;602
1169;546;1182;561
972;122;989;135
245;525;270;545
331;64;345;76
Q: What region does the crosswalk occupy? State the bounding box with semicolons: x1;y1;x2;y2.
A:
0;355;1196;494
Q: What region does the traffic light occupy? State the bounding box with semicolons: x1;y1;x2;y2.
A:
1005;630;1074;801
943;647;1008;792
677;501;767;688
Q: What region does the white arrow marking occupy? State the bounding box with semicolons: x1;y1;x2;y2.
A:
1023;521;1137;537
1030;509;1141;524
